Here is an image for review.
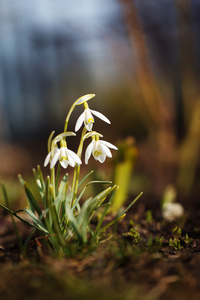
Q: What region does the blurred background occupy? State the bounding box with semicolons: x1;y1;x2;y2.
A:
0;0;200;206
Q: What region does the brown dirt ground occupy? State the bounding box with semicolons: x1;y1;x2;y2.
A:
0;195;200;300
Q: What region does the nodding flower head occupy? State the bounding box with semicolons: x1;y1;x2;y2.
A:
75;105;111;132
44;132;81;169
50;146;82;169
85;135;118;164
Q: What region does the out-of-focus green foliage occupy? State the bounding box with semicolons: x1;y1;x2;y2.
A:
112;137;137;212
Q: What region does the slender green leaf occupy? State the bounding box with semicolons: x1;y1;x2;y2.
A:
67;209;83;243
99;213;126;235
47;130;55;153
0;203;36;228
45;176;52;227
95;186;118;235
78;170;94;187
25;208;49;234
57;174;68;198
118;192;143;217
48;185;66;248
98;192;143;236
24;182;43;216
18;174;25;186
33;168;45;204
37;165;45;186
18;174;43;216
0;183;23;250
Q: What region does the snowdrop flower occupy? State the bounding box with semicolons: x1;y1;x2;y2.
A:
162;203;184;222
44;132;77;168
44;146;81;169
50;147;82;169
75;106;110;132
85;137;118;164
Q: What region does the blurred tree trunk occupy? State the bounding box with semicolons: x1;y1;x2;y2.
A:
119;0;177;195
175;0;200;195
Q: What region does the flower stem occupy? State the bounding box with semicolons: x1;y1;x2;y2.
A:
50;167;56;198
64;104;75;132
55;163;61;193
71;127;87;206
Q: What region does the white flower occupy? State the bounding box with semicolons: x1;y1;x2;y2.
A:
85;139;118;164
44;147;60;167
162;203;184;222
44;147;82;169
75;108;111;132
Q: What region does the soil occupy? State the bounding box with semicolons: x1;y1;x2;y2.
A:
0;194;200;300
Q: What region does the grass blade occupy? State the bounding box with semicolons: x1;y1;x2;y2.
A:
24;182;43;216
0;183;24;251
94;185;118;236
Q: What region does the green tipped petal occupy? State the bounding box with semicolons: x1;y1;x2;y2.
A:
75;94;95;105
53;132;76;144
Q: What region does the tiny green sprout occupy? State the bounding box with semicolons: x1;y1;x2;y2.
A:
145;210;153;224
129;219;135;227
172;226;182;237
183;233;192;245
124;227;142;243
169;238;183;251
154;236;164;246
0;94;142;253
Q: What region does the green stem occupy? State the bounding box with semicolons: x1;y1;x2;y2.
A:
64;104;75;132
55;164;61;194
71;127;87;206
71;165;77;199
50;167;55;198
73;166;80;205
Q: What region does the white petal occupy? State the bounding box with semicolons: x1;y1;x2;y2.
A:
59;147;71;168
44;152;51;167
50;150;60;169
98;154;106;163
85;141;94;164
85;108;93;120
75;111;85;132
100;140;118;150
66;155;75;167
86;122;93;131
90;109;111;124
66;149;82;165
100;144;112;158
60;160;69;169
84;109;94;131
60;147;67;159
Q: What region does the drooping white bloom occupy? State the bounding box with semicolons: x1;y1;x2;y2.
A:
51;147;82;169
75;108;111;132
44;147;82;169
85;139;118;164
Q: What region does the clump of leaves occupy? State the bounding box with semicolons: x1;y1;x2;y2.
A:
168;226;192;250
0;94;142;254
123;227;142;243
